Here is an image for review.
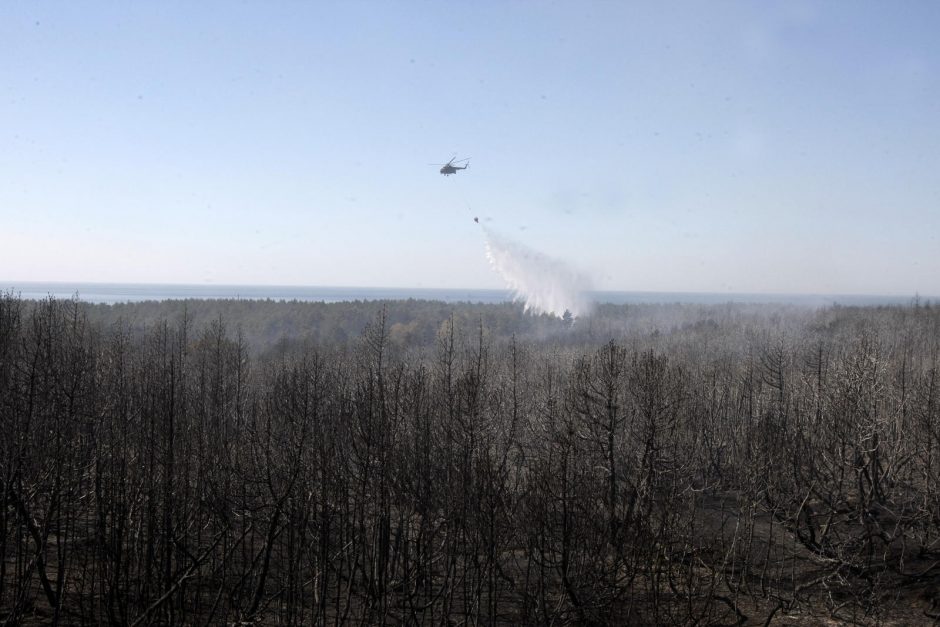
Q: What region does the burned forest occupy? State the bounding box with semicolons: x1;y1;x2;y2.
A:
2;294;940;625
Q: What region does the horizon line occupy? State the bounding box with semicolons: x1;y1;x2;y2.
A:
2;280;936;301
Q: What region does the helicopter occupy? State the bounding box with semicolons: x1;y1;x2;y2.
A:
431;156;470;176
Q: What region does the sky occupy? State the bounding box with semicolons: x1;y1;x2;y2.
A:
2;1;939;295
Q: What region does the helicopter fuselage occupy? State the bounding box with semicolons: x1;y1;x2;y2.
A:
440;164;468;176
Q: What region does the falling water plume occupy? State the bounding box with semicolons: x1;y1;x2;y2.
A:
482;226;593;318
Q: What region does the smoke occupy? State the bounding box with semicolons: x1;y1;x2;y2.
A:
482;226;593;318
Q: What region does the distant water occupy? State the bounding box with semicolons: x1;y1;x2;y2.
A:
2;281;929;307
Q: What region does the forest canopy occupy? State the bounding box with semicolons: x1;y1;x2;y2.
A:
2;294;939;624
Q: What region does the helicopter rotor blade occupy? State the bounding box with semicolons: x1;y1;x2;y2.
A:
429;156;467;166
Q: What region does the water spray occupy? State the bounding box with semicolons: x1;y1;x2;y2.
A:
480;224;593;319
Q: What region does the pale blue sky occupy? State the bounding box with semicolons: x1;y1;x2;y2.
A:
2;1;938;294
